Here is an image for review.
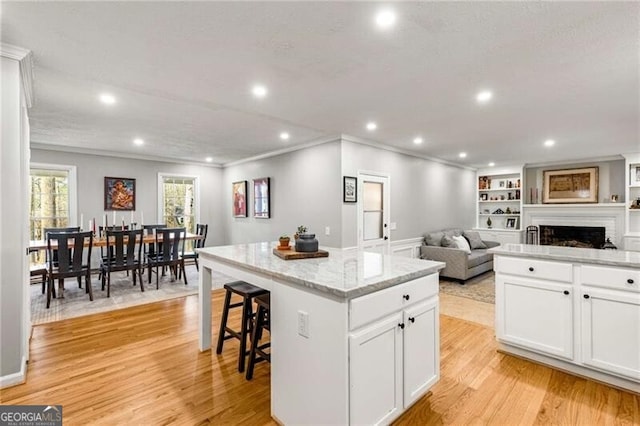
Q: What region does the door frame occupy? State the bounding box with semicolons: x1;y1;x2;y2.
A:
357;170;391;253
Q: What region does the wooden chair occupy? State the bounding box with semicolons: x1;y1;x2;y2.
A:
100;229;144;297
246;293;271;380
43;226;80;291
98;225;129;281
146;227;187;289
180;223;208;278
142;224;167;267
46;230;93;309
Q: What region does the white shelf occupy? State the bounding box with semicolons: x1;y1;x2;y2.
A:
479;200;521;203
474;228;522;233
479;213;520;216
478;188;522;192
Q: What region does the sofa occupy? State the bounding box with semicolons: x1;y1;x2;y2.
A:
420;228;500;282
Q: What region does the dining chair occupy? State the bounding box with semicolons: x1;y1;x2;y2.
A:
180;223;208;277
146;227;187;289
98;225;129;280
43;226;81;293
100;229;144;297
46;230;93;309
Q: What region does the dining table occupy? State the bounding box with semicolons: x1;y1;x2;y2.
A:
29;232;203;251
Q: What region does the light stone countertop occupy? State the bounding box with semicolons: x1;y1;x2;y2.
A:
489;243;640;268
198;242;445;300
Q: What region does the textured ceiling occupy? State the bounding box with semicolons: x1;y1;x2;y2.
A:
2;1;638;167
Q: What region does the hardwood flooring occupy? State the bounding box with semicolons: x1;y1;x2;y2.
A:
1;292;638;425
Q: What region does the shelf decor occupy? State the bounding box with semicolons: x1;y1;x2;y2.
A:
232;180;248;218
253;177;270;218
104;177;135;211
543;167;598;204
631;165;640;186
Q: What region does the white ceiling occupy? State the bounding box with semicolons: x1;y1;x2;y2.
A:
2;1;638;167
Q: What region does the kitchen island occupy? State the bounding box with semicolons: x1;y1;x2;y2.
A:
490;244;640;393
198;242;445;425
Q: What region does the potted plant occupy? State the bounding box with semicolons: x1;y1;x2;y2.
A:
279;235;290;248
486;217;492;229
294;225;307;240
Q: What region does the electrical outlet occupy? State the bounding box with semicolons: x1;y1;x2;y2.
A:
325;226;331;236
297;310;309;338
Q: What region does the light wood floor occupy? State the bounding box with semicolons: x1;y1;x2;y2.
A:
1;291;638;425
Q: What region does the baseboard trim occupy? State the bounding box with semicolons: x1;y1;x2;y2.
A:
0;356;27;389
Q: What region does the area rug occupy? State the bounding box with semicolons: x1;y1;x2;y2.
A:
439;271;495;304
31;267;236;325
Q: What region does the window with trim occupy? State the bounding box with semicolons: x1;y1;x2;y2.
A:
159;175;197;236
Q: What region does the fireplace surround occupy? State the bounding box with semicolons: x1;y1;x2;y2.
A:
539;225;606;248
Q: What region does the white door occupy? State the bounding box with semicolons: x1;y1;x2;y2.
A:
403;298;439;408
349;313;403;425
496;275;574;360
358;173;390;254
581;287;640;380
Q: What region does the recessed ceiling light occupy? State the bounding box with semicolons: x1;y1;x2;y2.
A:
375;9;397;29
459;152;467;158
366;122;377;131
544;139;556;147
252;84;268;98
133;138;144;146
280;132;290;140
205;157;213;163
413;137;423;145
476;90;493;103
488;162;495;167
99;93;116;105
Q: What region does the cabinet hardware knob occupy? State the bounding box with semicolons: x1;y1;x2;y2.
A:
583;294;590;299
408;317;415;323
528;267;534;272
403;294;410;301
627;279;635;284
398;323;405;329
563;290;570;295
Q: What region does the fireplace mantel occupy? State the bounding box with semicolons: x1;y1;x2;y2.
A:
522;203;625;246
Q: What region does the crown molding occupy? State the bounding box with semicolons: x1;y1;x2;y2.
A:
524;154;624;169
30;142;222;168
1;43;34;108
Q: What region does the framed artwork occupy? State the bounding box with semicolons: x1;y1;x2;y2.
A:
104;177;135;211
631;165;640;186
343;176;357;203
232;180;248;217
505;217;517;229
480;193;488;201
253;177;270;218
543;167;598;204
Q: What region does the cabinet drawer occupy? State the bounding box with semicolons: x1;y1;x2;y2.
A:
496;256;573;283
350;274;438;330
581;265;640;292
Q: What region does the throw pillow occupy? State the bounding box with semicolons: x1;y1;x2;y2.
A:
452;235;472;254
463;230;487;250
425;231;444;246
441;235;457;248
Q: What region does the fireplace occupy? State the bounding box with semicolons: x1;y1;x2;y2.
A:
539;225;606;249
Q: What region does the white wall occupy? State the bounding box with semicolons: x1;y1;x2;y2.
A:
222;140;343;247
340;139;477;248
30;150;225;247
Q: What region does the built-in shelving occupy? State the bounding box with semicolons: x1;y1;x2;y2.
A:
475;166;524;243
623;154;640;251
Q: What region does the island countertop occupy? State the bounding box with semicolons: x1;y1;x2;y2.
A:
198;242;445;300
489;243;640;268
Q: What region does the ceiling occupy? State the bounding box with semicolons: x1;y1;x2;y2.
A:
2;1;638;168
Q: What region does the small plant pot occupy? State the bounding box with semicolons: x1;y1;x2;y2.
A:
278;237;291;249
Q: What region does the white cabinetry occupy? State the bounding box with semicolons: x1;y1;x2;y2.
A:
349;275;439;425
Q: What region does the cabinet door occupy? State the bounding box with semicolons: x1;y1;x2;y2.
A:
581;287;640;380
349;313;403;425
403;298;439;408
496;275;574;360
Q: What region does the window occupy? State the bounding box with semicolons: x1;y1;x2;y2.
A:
158;174;198;234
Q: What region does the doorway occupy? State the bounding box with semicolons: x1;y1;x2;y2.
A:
357;172;390;254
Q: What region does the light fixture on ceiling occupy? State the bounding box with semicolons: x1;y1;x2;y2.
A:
280;132;290;140
375;9;397;29
459;152;467;159
366;122;377;131
205;157;213;163
252;84;268;98
476;90;493;104
99;93;116;105
413;137;423;145
544;139;556;147
133;138;144;146
488;162;495;167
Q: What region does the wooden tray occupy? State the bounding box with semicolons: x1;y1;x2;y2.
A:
272;248;329;260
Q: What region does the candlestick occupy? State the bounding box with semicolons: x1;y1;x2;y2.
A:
122;217;125;229
80;213;84;230
141;211;144;226
130;210;134;225
103;214;107;228
112;210;116;225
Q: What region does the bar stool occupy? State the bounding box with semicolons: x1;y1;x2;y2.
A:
216;281;269;373
246;293;270;380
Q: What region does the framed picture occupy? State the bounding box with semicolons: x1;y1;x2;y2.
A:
232;181;248;217
505;217;517;229
498;180;506;188
631;165;640;186
253;177;270;218
480;193;488;201
104;177;135;211
543;167;599;204
343;176;357;203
